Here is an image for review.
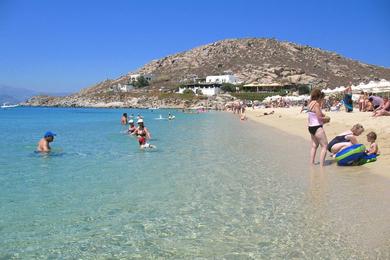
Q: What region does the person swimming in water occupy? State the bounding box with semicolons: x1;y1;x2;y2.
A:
120;113;128;125
37;131;56;152
128;119;136;134
168;113;175;120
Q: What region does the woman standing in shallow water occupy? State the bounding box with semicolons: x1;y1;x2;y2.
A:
120;113;128;125
308;88;330;167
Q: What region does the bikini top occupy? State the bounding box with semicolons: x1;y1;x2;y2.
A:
308;103;322;126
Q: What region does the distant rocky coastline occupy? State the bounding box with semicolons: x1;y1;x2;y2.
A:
23;93;237;110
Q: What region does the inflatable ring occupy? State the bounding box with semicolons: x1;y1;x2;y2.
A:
335;144;366;166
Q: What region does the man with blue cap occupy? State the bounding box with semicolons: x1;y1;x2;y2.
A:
37;131;56;152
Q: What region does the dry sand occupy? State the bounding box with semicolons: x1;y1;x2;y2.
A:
245;107;390;178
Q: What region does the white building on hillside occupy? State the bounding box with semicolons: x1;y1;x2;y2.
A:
206;75;237;84
109;83;134;92
117;83;134;92
178;83;221;96
129;74;154;82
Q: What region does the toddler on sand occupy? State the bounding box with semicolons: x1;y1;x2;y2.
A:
366;131;379;155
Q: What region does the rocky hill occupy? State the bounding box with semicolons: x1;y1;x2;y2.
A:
24;38;390;108
135;38;390;88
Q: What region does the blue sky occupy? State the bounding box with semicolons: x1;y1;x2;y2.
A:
0;0;389;92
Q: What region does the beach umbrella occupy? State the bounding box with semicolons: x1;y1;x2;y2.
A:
372;87;383;93
379;87;390;93
351;84;363;93
333;87;342;93
378;79;390;87
360;83;373;92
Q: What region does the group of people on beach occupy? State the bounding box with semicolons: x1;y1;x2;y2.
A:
356;92;390;116
307;88;379;167
322;88;390;117
121;113;154;149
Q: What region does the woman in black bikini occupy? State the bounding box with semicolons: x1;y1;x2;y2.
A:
308;88;330;167
327;124;364;154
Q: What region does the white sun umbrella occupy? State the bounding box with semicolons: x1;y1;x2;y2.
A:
300;95;310;101
368;80;378;87
378;79;390;87
322;88;332;94
351;84;362;93
361;84;373;92
333;87;342;93
268;95;281;101
357;82;366;89
372;87;383;93
376;79;390;92
338;86;346;92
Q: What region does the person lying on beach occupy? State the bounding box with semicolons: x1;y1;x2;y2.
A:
37;131;56;152
372;97;390;117
365;131;379;155
256;111;275;117
327;124;364;155
330;100;342;112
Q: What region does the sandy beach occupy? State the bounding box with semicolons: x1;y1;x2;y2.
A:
245;107;390;178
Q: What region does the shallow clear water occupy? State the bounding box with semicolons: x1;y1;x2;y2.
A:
0;107;389;259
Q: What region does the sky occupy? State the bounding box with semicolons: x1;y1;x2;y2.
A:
0;0;389;93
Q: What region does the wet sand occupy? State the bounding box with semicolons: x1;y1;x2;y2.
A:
245;107;390;178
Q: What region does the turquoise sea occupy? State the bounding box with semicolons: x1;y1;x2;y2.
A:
0;107;389;259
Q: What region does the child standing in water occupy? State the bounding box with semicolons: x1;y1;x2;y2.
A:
366;132;379;155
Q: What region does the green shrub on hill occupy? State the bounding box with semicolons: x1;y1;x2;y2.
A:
133;76;150;88
221;83;238;92
232;92;281;101
298;85;311;95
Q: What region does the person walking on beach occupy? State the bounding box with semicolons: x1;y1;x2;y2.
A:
37;131;56;152
121;113;128;125
343;86;353;112
358;91;365;112
308;88;330;167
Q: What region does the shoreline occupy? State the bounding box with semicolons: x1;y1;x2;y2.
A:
244;107;390;179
